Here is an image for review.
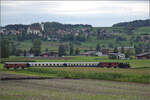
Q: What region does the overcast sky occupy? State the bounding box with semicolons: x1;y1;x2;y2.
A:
1;0;149;27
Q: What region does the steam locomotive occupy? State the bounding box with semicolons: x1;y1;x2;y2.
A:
4;62;130;69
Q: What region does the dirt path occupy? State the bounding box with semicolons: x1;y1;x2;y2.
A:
0;72;150;100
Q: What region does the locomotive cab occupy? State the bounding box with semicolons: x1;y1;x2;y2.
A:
27;63;30;67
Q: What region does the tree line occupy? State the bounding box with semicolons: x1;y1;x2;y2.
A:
0;36;148;58
0;38;81;58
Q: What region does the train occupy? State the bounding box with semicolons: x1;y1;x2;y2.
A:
4;62;130;69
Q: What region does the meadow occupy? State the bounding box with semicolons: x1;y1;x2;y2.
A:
5;67;149;83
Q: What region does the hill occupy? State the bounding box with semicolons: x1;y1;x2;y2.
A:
112;19;150;28
0;19;150;55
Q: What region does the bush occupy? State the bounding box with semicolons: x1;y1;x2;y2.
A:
26;67;149;83
130;56;135;59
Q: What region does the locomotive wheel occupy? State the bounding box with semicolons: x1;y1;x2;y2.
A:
6;67;9;70
21;67;25;69
14;67;18;70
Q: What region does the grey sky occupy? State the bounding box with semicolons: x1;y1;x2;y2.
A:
1;0;149;27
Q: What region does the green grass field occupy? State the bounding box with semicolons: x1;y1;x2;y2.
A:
0;56;150;83
0;65;149;84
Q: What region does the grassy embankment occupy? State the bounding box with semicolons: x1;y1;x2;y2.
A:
0;56;150;83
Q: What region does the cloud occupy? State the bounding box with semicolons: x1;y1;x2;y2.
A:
1;1;149;26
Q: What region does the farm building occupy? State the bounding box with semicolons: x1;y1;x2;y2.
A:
80;51;105;56
136;52;150;59
40;51;58;57
80;51;107;56
109;52;125;59
80;51;96;56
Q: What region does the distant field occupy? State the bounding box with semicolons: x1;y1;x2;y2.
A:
17;40;61;51
133;26;150;35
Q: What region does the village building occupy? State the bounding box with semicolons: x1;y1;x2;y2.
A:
10;30;21;35
27;23;44;35
101;48;110;55
136;52;150;59
27;27;41;34
74;33;79;36
0;28;6;34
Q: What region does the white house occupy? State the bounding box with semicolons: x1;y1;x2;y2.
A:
95;52;103;56
27;23;44;34
109;52;125;59
27;27;41;34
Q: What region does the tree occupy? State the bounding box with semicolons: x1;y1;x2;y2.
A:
125;48;135;58
135;44;142;54
45;48;48;52
58;45;66;57
10;42;16;56
75;48;80;55
102;45;106;48
69;43;74;55
114;47;118;53
29;48;33;54
145;43;150;52
121;46;125;53
109;43;113;48
89;47;93;51
0;38;10;58
23;50;26;57
96;43;101;51
76;34;86;42
15;49;23;56
125;49;130;58
32;40;41;56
